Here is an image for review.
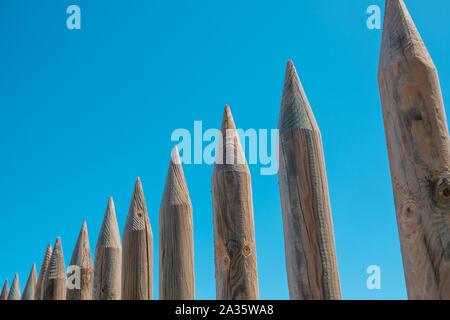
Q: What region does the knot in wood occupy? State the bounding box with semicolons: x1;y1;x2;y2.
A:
242;244;251;257
432;174;450;210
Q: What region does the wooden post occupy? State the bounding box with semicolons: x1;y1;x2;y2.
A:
378;0;450;299
67;221;93;300
35;244;52;300
122;178;153;300
159;146;195;300
22;264;37;300
212;105;259;300
0;280;8;300
278;60;341;300
42;237;66;300
94;197;122;300
7;273;20;300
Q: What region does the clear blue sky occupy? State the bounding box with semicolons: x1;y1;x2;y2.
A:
0;0;449;300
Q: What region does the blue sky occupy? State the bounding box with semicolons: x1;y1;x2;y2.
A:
0;0;449;300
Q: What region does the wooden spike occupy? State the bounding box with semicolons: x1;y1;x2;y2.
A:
278;60;341;300
122;178;153;300
212;105;259;300
93;197;122;300
42;237;66;300
67;221;93;300
378;0;450;299
7;274;21;300
159;146;195;300
35;244;52;300
22;264;37;300
0;280;8;300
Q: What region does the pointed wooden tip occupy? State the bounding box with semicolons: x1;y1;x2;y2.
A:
46;237;66;280
22;264;37;300
7;273;20;300
278;60;318;133
70;221;92;267
124;178;150;232
171;146;182;165
161;147;191;207
220;105;237;133
0;279;9;300
97;196;121;248
380;0;429;67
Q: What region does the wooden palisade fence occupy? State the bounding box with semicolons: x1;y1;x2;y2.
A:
0;0;448;301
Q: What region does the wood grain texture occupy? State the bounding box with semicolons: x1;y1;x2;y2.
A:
22;264;37;300
35;244;52;300
122;178;153;300
159;147;195;300
378;0;450;299
42;237;66;300
7;273;21;300
94;197;122;300
0;280;8;300
278;61;341;300
67;221;93;300
212;106;259;300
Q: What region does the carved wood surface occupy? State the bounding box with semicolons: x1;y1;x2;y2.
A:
42;237;66;300
94;197;122;300
212;106;259;300
122;178;153;300
378;0;450;299
278;60;341;300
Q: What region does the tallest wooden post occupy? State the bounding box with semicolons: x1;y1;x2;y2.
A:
378;0;450;299
277;60;341;300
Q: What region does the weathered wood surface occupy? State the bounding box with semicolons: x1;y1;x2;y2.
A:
159;147;195;300
42;237;66;300
94;197;122;300
67;221;93;300
22;264;37;300
212;105;259;300
0;280;8;300
378;0;450;299
278;60;341;300
122;178;153;300
7;273;21;300
35;244;52;300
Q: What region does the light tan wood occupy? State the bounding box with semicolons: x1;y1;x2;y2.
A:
7;273;21;300
22;264;37;300
67;221;93;300
122;178;153;300
378;0;450;299
278;60;341;300
42;237;66;300
94;197;122;300
159;147;195;300
0;280;8;300
35;244;52;300
212;105;259;300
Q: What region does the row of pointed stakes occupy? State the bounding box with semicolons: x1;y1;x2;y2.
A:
1;0;449;301
0;59;324;300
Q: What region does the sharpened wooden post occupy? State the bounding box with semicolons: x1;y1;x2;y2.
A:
378;0;450;299
212;105;259;300
42;237;66;300
35;244;52;300
7;274;20;300
122;178;153;300
159;147;195;300
67;221;93;300
94;197;122;300
0;280;8;300
22;264;37;300
278;61;341;300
